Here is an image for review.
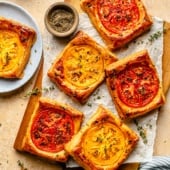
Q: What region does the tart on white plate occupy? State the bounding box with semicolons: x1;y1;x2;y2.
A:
0;17;36;79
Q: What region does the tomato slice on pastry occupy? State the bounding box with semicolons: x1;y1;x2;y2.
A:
15;97;83;162
48;31;117;104
98;0;140;34
0;17;36;78
115;62;159;108
31;106;74;153
81;0;153;50
106;50;165;119
65;105;139;169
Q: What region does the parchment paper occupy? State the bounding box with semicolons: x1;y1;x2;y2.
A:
42;13;163;165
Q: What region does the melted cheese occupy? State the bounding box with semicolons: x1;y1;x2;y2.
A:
81;122;125;166
0;30;24;72
63;45;104;88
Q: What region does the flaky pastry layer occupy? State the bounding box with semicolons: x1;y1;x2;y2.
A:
48;31;117;104
81;0;153;50
14;97;84;162
65;105;139;170
106;50;165;120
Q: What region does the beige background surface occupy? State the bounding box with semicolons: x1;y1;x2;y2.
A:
0;0;170;170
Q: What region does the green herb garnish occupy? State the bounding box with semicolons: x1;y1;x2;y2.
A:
17;160;28;170
134;119;148;144
148;31;162;43
24;87;41;97
24;85;55;97
43;85;55;92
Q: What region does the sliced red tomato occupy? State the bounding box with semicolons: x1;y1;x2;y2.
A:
97;0;140;34
115;62;159;107
31;106;74;152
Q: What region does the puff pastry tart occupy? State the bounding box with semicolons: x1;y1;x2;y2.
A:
0;17;36;78
106;50;165;120
48;31;117;104
14;97;83;162
80;0;153;50
65;105;139;170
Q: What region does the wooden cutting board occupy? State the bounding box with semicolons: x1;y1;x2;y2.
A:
162;22;170;94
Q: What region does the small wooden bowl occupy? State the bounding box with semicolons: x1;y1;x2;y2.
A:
44;2;79;37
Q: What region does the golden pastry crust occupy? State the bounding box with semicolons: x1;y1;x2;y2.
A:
65;105;139;170
0;17;36;78
80;0;153;50
48;31;117;104
106;50;165;120
15;97;84;162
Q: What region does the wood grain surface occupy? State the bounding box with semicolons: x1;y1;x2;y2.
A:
162;22;170;94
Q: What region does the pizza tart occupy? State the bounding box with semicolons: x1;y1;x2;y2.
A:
80;0;153;50
48;31;117;104
0;17;36;78
14;97;84;162
65;105;139;170
106;50;165;120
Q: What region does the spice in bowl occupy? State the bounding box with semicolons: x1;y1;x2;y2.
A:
49;8;74;33
44;2;79;37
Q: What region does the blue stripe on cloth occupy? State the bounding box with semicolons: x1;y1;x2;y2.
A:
139;156;170;170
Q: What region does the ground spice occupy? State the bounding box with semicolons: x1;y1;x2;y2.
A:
49;8;74;33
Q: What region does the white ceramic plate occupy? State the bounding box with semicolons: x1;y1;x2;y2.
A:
139;156;170;169
0;1;43;95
